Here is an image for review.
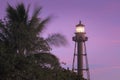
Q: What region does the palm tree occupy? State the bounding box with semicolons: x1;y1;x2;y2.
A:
1;3;67;55
0;3;68;80
0;2;67;72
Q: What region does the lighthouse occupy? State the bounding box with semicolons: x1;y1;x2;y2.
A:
72;21;90;80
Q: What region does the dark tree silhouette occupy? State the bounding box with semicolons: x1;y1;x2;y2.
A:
0;3;67;55
0;3;78;80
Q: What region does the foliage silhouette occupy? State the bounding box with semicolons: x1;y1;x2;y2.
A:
0;3;76;80
0;3;67;55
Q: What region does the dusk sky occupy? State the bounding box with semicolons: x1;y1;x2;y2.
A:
0;0;120;80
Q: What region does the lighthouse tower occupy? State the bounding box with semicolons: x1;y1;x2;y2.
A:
72;21;90;80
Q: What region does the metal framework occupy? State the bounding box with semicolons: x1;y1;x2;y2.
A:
72;37;90;80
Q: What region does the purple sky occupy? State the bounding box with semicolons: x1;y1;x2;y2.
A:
0;0;120;80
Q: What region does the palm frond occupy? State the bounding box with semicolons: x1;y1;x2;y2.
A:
16;3;27;22
36;17;50;33
28;7;50;34
46;33;68;47
6;3;28;24
28;7;41;26
6;4;18;22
